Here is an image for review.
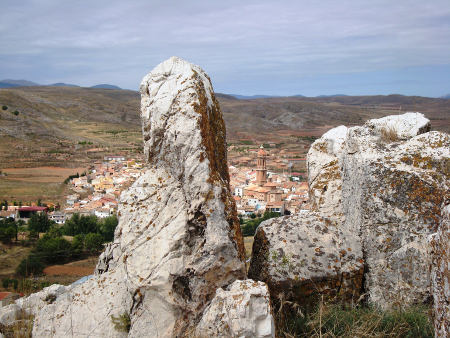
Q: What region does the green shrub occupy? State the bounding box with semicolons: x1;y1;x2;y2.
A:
2;105;7;110
84;233;103;253
12;110;19;116
111;312;131;332
241;212;280;237
2;277;10;289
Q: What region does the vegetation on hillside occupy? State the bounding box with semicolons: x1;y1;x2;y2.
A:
240;211;281;236
11;213;118;277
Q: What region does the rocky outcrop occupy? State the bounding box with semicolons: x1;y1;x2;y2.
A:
250;112;448;312
1;57;253;337
307;112;448;309
429;204;449;337
196;279;274;337
248;211;363;304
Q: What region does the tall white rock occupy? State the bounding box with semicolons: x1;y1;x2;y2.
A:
3;57;248;337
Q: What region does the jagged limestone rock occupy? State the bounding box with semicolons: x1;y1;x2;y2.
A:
429;204;449;337
307;125;347;218
2;57;248;337
196;280;274;338
307;112;449;309
248;211;363;304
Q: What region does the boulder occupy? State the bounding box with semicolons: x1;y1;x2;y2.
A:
429;204;449;337
307;112;449;309
342;128;449;308
2;57;248;337
248;211;363;304
196;280;274;337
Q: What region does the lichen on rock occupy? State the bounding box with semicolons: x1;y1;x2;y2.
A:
248;211;364;305
429;204;449;337
307;112;449;309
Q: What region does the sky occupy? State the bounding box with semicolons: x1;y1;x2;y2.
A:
1;0;449;97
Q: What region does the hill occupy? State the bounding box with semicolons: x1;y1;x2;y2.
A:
89;84;121;89
0;87;449;169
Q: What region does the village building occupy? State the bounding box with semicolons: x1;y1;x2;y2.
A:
17;206;47;220
49;211;66;224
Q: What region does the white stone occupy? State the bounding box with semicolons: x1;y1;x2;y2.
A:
1;57;249;337
365;112;430;139
196;280;275;338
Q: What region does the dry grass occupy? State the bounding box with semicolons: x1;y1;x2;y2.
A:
379;125;400;143
243;236;254;259
275;294;434;338
0;245;32;278
0;308;34;338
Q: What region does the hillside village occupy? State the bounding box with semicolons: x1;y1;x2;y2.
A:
0;148;309;225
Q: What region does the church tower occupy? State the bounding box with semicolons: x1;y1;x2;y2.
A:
256;145;267;186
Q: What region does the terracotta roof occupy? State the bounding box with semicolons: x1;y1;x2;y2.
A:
18;206;47;212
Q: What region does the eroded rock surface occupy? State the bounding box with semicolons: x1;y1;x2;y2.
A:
307;112;449;309
429;204;449;337
248;211;363;304
1;57;249;337
196;280;274;337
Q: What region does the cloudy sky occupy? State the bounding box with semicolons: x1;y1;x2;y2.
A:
1;0;449;96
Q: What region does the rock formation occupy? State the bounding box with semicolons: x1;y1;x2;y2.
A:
250;112;448;312
248;211;363;304
196;280;274;337
0;57;275;337
308;112;448;308
429;204;449;337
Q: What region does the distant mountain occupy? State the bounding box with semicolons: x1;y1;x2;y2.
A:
316;94;348;98
229;94;280;100
0;79;122;90
216;93;238;100
90;84;121;90
49;83;80;88
0;79;40;88
440;94;450;99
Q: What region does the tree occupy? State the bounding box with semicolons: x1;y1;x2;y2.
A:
63;213;99;236
34;235;73;264
84;233;103;253
16;255;44;277
0;218;17;244
100;215;118;242
28;213;54;233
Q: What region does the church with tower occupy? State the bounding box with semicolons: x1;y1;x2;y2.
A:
256;145;267;186
242;145;285;214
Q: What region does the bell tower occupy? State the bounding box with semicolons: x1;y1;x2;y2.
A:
256;145;267;186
